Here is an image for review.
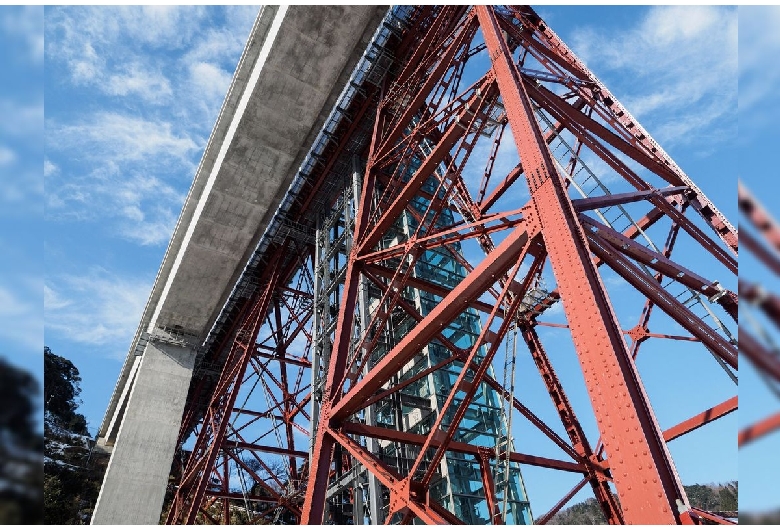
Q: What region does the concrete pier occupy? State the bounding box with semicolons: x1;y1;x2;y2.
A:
91;341;195;525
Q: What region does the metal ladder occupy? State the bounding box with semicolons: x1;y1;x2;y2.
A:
535;106;737;382
494;313;519;523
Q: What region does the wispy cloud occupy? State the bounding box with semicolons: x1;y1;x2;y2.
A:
46;5;250;112
1;6;43;63
46;162;185;246
49;112;198;163
0;276;43;355
46;112;194;244
188;61;232;105
570;5;736;147
0;145;15;166
45;6;258;248
43;6;258;375
45;269;152;352
105;63;173;103
0;100;43;139
43;158;58;177
738;6;780;135
0;169;43;209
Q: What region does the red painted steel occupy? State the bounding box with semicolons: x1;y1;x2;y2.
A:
663;396;738;443
520;324;623;524
736;184;780;449
478;447;503;525
165;6;738;525
165;244;315;524
477;5;685;522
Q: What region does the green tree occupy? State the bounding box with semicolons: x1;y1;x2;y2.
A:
0;357;39;446
717;481;737;512
548;483;738;524
684;484;719;511
44;346;109;524
0;356;44;524
44;346;88;435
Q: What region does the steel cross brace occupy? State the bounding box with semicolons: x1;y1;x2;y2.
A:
477;5;687;523
520;324;623;523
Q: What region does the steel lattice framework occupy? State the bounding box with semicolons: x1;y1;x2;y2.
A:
738;183;780;448
164;6;738;525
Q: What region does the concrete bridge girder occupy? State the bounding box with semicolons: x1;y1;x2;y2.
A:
91;5;388;525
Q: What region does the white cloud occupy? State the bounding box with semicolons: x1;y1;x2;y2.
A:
46;162;184;246
189;61;232;105
43;158;59;177
105;63;173;103
570;5;737;147
738;6;780;128
0;277;43;354
46;6;218;105
126;6;208;48
70;40;103;84
0;100;42;139
183;26;246;66
0;143;42;208
45;270;152;349
43;285;70;311
47;6;207;58
120;211;178;246
0;146;15;166
48;112;198;164
44;6;259;250
1;6;43;63
0;169;43;208
42;4;262;369
224;5;260;36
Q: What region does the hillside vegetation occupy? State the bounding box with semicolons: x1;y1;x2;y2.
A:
43;347;109;525
547;482;737;524
0;357;43;524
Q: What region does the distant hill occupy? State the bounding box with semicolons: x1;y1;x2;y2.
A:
547;482;737;525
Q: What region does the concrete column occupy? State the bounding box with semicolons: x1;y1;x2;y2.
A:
91;340;195;525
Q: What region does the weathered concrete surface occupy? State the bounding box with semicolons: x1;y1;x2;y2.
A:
91;341;195;525
151;4;387;336
97;5;388;442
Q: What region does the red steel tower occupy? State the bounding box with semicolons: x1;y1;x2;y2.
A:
165;6;737;525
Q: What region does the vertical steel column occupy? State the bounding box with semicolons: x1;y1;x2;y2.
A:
476;5;686;524
351;160;384;526
302;164;375;522
309;215;325;457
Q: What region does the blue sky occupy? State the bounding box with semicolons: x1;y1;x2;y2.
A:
43;5;259;433
0;6;44;384
27;2;768;517
736;5;780;514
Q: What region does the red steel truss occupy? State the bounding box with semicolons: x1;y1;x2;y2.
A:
738;182;780;447
165;6;738;525
165;243;315;524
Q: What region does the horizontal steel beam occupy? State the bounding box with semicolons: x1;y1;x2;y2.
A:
663;396;737;442
572;186;688;211
223;441;308;459
341;422;585;473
